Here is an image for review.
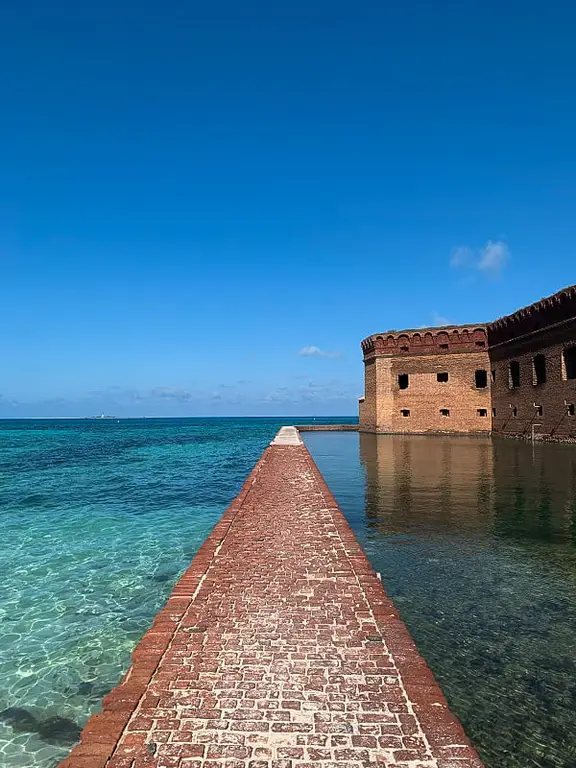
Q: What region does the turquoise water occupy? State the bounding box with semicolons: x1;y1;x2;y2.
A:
0;417;352;768
303;432;576;768
4;421;576;768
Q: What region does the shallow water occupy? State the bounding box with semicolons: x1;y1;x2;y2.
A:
0;417;351;768
303;432;576;768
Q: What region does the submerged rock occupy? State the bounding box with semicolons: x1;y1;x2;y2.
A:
37;716;82;745
77;681;94;696
0;707;39;732
151;566;179;583
0;708;82;745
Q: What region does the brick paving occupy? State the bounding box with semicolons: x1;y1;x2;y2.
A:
60;429;483;768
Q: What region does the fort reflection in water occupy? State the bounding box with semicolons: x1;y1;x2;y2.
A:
359;432;576;544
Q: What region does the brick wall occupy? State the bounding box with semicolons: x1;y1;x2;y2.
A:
359;286;576;440
360;359;377;431
360;326;491;434
489;318;576;439
387;350;491;433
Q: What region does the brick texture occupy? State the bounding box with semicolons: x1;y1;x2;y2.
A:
59;439;483;768
360;328;491;434
489;319;576;440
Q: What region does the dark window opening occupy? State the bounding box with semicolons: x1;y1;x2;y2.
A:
535;405;543;417
512;406;518;417
398;374;409;390
400;409;410;417
532;354;547;385
564;347;576;380
491;370;496;382
509;360;520;388
437;372;449;383
439;343;449;350
475;369;488;388
400;345;409;352
477;409;488;417
492;408;496;418
440;409;450;417
475;340;486;347
568;404;575;416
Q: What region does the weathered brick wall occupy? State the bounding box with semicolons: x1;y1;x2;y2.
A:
360;359;377;431
388;351;492;434
373;357;395;432
359;286;576;440
489;319;576;439
360;327;491;434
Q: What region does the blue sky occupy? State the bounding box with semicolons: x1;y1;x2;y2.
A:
1;1;575;417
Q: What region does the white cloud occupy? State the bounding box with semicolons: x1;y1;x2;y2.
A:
478;240;509;274
450;239;509;278
297;345;341;359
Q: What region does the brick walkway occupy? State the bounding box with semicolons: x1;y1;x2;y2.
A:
60;429;483;768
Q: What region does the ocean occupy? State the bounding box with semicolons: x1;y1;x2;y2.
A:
0;417;351;767
2;419;576;768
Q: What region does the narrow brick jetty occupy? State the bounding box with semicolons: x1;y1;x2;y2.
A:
60;427;482;768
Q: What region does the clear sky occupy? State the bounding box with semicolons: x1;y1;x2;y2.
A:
1;1;575;417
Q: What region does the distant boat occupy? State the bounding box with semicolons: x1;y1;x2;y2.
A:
87;414;117;420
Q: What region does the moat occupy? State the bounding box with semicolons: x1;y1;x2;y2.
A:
304;431;576;768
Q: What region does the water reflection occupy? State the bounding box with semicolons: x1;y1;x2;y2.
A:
359;433;576;545
304;432;576;768
360;434;496;535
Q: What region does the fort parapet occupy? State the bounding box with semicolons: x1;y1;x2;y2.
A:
359;285;576;440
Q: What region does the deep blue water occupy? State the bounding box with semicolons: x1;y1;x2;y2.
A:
303;431;576;768
0;417;353;767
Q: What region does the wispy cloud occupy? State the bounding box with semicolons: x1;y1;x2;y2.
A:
264;379;353;404
297;345;341;359
431;312;450;326
449;246;473;269
150;386;193;402
450;239;509;278
478;240;509;274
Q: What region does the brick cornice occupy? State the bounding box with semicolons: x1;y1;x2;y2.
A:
361;326;488;361
487;285;576;346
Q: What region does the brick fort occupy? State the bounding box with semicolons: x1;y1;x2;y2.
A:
359;285;576;440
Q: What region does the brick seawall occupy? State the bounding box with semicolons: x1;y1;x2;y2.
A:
60;427;483;768
295;425;359;432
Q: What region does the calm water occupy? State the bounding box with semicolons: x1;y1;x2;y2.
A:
303;432;576;768
0;417;352;767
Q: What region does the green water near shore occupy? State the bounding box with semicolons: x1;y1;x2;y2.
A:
304;431;576;768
